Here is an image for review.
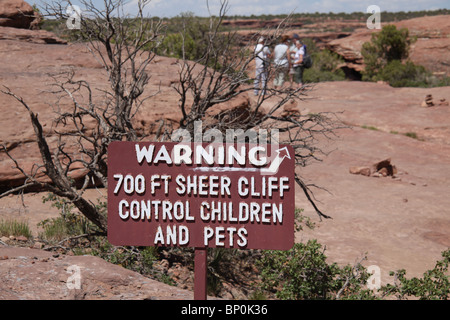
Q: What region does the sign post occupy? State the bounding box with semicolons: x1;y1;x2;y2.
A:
107;141;295;299
194;247;207;300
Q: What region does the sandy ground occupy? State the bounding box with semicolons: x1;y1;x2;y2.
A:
293;81;450;286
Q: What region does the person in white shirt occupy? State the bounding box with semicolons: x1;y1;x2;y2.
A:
292;39;305;88
272;35;291;89
254;37;272;96
288;34;300;86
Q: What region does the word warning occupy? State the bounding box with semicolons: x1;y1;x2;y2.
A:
107;142;295;250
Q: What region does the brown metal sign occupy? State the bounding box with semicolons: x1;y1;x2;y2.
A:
107;141;295;250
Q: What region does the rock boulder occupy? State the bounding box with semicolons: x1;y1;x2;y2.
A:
0;0;36;29
0;26;67;44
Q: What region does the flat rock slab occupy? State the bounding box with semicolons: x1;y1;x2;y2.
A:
0;246;194;300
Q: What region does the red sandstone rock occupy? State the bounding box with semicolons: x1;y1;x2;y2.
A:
0;0;36;29
326;15;450;76
0;15;449;300
0;26;67;44
0;246;195;300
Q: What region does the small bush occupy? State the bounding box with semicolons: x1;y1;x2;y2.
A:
157;32;196;60
361;24;450;87
362;24;414;81
381;249;449;300
38;193;100;242
404;132;419;139
257;240;376;300
154;12;230;67
361;125;379;131
378;60;429;87
294;207;315;231
302;39;346;83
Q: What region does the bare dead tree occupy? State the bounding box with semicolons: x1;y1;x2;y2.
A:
1;87;108;231
171;0;344;220
174;3;293;133
1;0;343;235
1;0;164;233
45;0;163;141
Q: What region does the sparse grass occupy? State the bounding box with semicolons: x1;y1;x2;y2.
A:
0;219;32;239
361;125;379;131
362;127;420;140
37;193;94;243
404;132;419;139
38;216;72;242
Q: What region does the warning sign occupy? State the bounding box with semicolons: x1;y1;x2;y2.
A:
107;142;295;250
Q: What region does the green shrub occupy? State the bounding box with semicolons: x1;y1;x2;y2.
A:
381;249;449;300
158;33;196;60
154;12;227;65
294;207;315;231
378;60;429;87
361;125;379;131
301;39;346;83
38;193;101;242
257;240;377;300
361;24;450;87
257;239;449;300
404;132;419;139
